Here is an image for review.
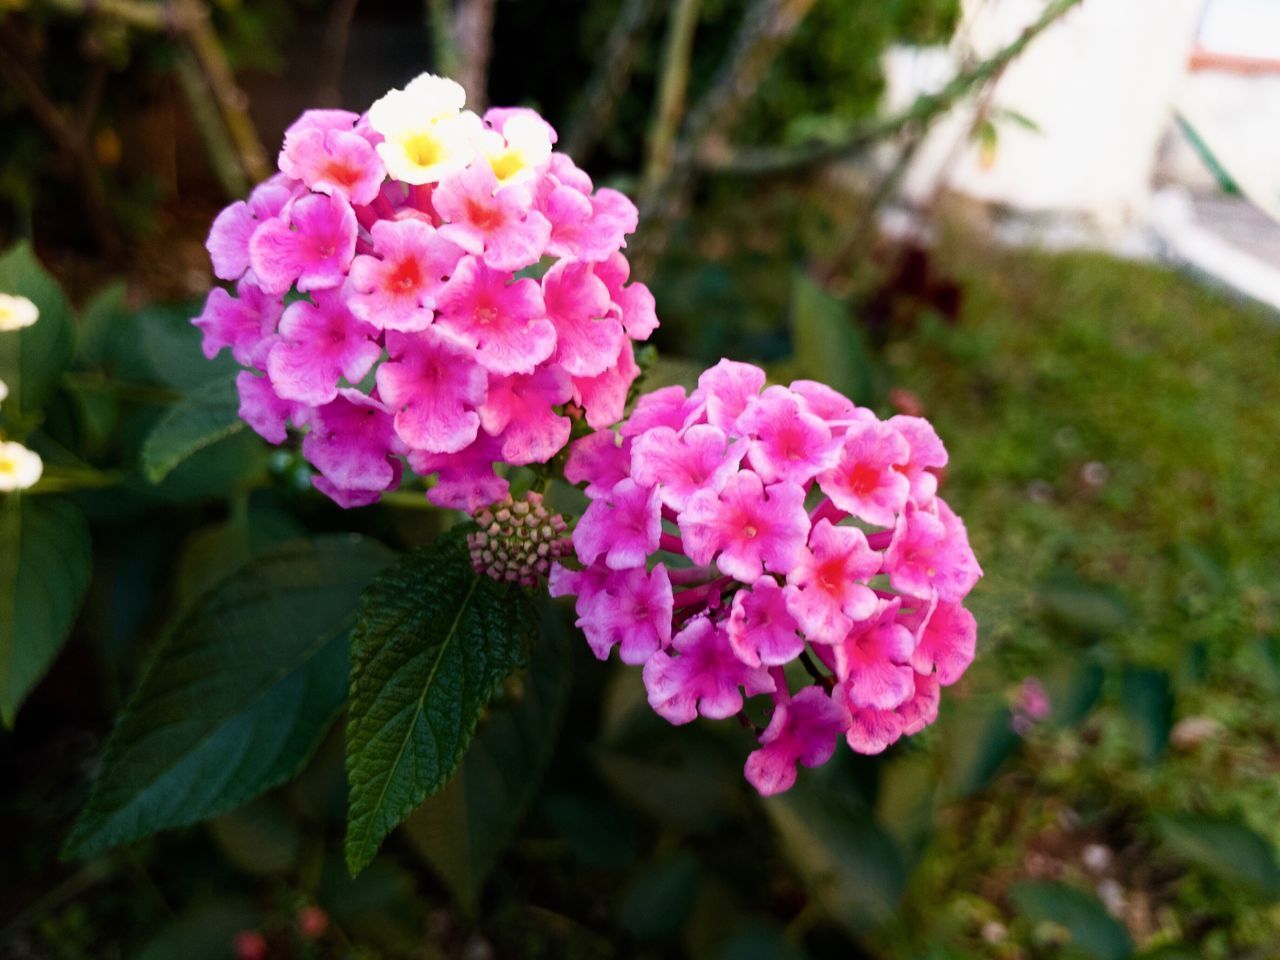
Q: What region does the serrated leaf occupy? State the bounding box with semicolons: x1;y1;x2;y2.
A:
0;242;76;423
789;271;874;406
1010;881;1133;960
0;495;92;726
403;602;571;908
63;536;393;858
1153;813;1280;897
141;376;245;482
344;529;537;875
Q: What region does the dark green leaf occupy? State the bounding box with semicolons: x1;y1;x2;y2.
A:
344;529;537;875
940;698;1020;795
1010;881;1133;960
542;792;642;870
1036;574;1130;638
138;301;237;391
0;495;92;726
789;271;873;406
620;853;699;940
1120;667;1172;763
1153;814;1280;897
141;375;245;482
208;797;302;876
63;536;393;858
403;602;571;907
764;776;906;935
1043;657;1105;728
0;242;75;423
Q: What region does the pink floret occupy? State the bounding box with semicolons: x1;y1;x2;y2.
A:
643;617;774;725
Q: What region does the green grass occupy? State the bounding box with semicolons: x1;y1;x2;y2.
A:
884;242;1280;957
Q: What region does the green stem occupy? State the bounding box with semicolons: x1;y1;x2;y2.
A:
643;0;702;193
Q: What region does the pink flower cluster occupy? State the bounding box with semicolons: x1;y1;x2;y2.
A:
193;74;656;510
550;361;982;796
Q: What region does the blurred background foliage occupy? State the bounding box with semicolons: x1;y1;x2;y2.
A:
3;0;1280;958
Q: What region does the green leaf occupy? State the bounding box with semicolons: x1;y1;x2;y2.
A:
1120;667;1172;763
764;775;906;935
620;853;699;940
940;698;1020;796
138;301;237;391
133;899;259;960
0;495;92;726
1153;814;1280;897
1010;881;1133;960
789;271;873;406
403;602;571;907
141;375;245;483
63;535;393;858
344;529;537;875
0;242;75;423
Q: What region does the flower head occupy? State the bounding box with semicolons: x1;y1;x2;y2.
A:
0;441;42;491
0;293;39;331
551;359;980;795
197;72;656;511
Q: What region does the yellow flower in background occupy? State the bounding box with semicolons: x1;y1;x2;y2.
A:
0;293;39;331
369;74;478;185
0;441;42;492
0;379;8;403
479;114;553;187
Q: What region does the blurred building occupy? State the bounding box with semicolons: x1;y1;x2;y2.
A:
884;0;1280;309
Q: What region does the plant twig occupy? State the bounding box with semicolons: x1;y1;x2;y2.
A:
318;0;361;107
175;0;271;184
427;0;461;80
174;50;250;197
562;0;663;162
700;0;1084;177
453;0;495;110
633;0;816;272
642;0;702;192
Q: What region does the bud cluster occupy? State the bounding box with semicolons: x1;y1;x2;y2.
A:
469;491;570;586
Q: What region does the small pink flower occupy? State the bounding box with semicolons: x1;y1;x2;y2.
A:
783;519;880;645
408;431;509;512
727;576;803;667
193;277;281;368
207;175;297;281
266;290;382;406
594;252;659;340
278;110;385;206
236;371;292;444
571;341;641;429
576;564;673;664
745;686;851;796
542;260;623;378
572;477;661;570
679;471;809;583
301;389;402;504
630;423;745;511
696;359;764;432
249;191;357;295
347;219;464;332
817;420;911;528
842;672;939;755
376;328;486;453
537;158;638;262
434;256;554;375
643;617;774;725
433;161;551;272
619;385;705;438
737;386;841;486
789;379;860;426
906;598;976;686
565;431;632;498
883;498;982;603
832;600;916;711
887;414;948;505
478;365;572;465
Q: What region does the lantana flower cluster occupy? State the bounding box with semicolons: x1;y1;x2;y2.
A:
194;73;656;510
550;360;982;796
0;292;43;493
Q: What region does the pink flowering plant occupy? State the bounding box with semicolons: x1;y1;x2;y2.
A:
552;360;981;795
60;73;980;883
194;73;655;511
